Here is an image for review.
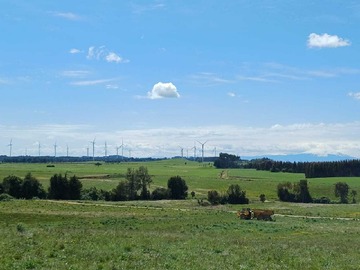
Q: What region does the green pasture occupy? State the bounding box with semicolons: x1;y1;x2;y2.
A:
1;160;360;269
1;159;359;201
1;200;360;270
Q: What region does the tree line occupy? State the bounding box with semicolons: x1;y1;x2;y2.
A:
0;166;189;202
277;180;357;204
242;158;360;178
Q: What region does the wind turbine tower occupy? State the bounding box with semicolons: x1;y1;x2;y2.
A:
179;146;184;158
104;141;108;157
197;140;208;163
121;139;124;160
86;146;89;157
54;142;57;158
38;142;41;157
191;145;197;161
8;139;13;157
91;138;96;161
116;142;123;160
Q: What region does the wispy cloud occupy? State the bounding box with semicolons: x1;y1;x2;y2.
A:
348;92;360;100
236;75;278;82
87;46;129;63
70;78;115;86
147;82;180;99
190;72;234;86
307;33;350;48
239;62;360;83
51;12;82;21
131;2;166;14
69;48;82;54
61;70;90;78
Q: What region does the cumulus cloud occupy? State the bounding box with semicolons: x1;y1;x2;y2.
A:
307;33;350;48
105;52;123;63
87;46;128;63
147;82;180;99
348;92;360;100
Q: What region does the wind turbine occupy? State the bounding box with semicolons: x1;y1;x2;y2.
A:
197;140;208;163
116;141;124;160
8;139;12;157
104;141;108;157
38;142;41;157
91;138;96;161
191;145;197;160
121;139;124;159
86;145;89;157
179;146;184;158
66;144;69;157
213;147;217;157
54;142;57;158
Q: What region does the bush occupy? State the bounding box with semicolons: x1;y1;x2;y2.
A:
82;187;109;201
167;176;188;200
277;180;312;203
2;175;23;198
207;190;222;205
0;193;14;201
151;187;169;200
227;184;249;204
111;181;130;201
313;197;331;204
335;182;349;204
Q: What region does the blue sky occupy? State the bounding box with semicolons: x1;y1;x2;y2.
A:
1;0;360;158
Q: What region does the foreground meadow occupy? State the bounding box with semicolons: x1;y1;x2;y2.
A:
1;199;360;270
1;160;360;269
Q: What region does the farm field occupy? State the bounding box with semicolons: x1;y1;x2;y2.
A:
1;160;360;269
2;159;359;200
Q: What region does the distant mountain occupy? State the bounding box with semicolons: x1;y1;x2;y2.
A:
242;153;357;162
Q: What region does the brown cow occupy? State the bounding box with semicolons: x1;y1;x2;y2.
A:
237;208;274;221
252;209;274;221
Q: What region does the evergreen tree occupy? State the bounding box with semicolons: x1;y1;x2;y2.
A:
167;176;188;199
68;175;82;200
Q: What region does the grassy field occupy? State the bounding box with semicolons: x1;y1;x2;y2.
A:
1;159;359;201
1;160;360;269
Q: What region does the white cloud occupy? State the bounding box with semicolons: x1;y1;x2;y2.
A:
61;70;90;78
228;92;236;97
87;46;128;63
147;82;180;99
105;52;123;63
307;33;350;48
70;78;115;86
106;84;119;89
1;122;360;158
69;48;81;54
348;92;360;100
190;72;234;86
52;12;81;21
